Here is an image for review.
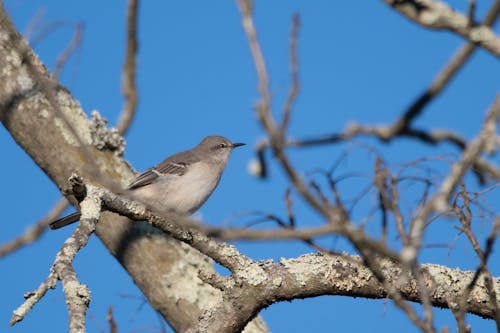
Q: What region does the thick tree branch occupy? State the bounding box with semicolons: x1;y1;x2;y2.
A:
62;179;500;331
237;1;500;331
0;6;267;333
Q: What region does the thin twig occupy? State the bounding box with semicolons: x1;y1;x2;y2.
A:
374;157;390;243
117;0;139;135
54;22;83;79
392;0;500;135
254;1;500;183
237;0;329;218
390;176;408;245
10;185;100;329
24;7;47;41
453;185;500;330
467;0;476;27
406;93;500;266
107;306;118;333
280;13;300;133
0;198;68;258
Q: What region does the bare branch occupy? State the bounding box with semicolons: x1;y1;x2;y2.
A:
0;7;268;331
452;185;500;330
281;123;500;183
117;0;139;135
199;253;500;331
406;93;500;265
23;7;47;41
237;0;330;218
390;175;408;245
280;13;300;133
107;307;118;333
53;22;83;79
467;0;476;26
252;1;500;184
95;186;255;275
80;179;500;330
393;0;500;136
382;0;500;57
236;0;275;135
0;198;68;258
9;274;58;326
10;185;100;330
374;157;390;243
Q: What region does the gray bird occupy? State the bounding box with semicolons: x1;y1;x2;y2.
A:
50;135;245;229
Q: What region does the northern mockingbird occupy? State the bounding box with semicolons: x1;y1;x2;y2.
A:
49;135;245;229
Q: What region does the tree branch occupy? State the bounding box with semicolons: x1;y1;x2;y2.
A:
0;198;68;258
10;185;100;330
117;0;139;135
0;6;267;333
382;0;500;58
62;179;500;331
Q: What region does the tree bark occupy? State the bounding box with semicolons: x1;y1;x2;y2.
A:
0;6;267;333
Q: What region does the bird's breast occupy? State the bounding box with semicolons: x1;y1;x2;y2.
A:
127;162;222;215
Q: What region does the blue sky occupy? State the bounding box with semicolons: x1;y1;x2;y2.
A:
2;1;500;332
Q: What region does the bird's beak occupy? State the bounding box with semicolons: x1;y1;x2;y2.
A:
232;142;245;148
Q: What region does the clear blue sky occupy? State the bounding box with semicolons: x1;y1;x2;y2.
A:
2;1;500;332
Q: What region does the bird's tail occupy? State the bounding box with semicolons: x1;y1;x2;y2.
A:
49;212;81;230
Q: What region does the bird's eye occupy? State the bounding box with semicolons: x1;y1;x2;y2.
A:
218;143;226;148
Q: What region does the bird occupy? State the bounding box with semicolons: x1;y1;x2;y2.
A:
49;135;245;229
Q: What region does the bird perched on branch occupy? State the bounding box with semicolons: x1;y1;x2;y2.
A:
50;135;245;229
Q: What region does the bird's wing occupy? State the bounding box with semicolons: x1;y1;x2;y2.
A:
127;150;201;190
